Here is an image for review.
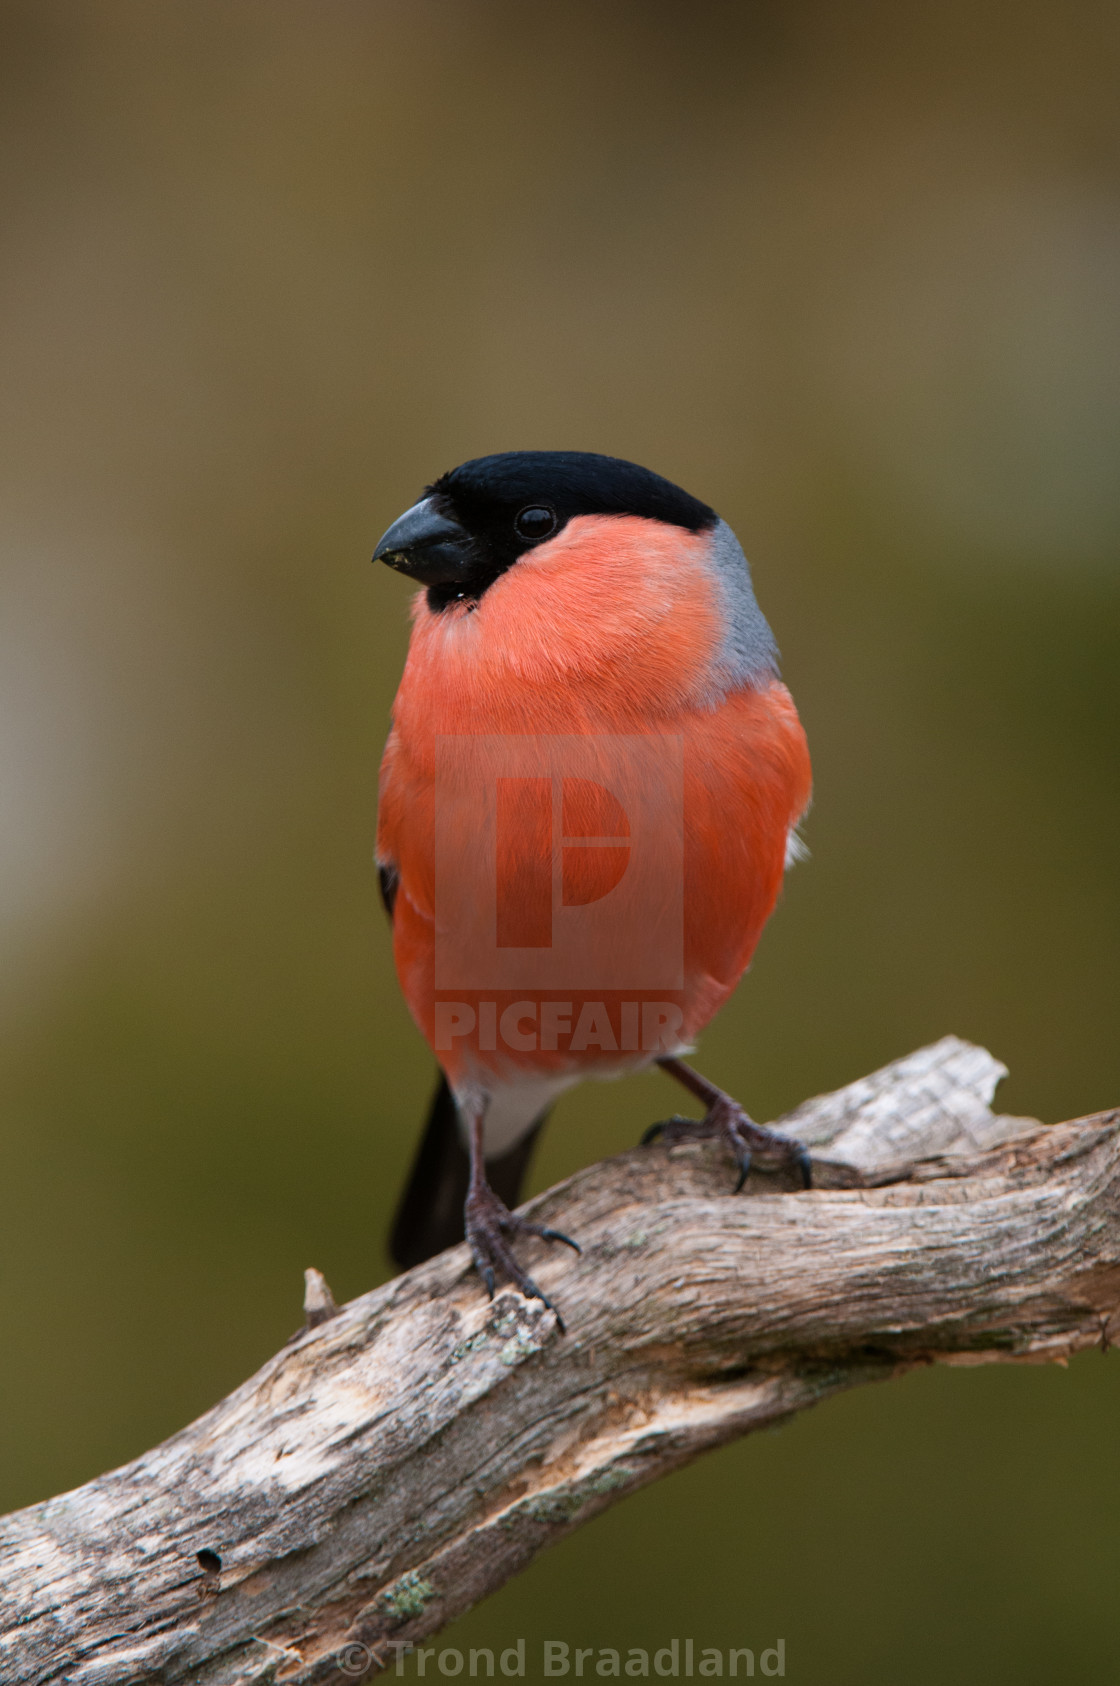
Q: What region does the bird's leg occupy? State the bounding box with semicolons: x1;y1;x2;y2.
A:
645;1057;812;1192
462;1099;580;1330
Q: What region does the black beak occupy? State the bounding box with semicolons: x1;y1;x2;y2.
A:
372;497;475;588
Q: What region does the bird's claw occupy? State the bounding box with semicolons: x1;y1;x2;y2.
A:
465;1186;576;1331
641;1113;695;1146
641;1102;811;1192
535;1224;582;1254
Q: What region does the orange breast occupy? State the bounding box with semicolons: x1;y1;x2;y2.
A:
377;517;811;1089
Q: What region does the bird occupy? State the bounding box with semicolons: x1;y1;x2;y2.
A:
372;451;812;1324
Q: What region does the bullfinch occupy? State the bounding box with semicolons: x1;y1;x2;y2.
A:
373;452;812;1323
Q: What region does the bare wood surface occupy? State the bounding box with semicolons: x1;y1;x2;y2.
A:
2;1037;1118;1686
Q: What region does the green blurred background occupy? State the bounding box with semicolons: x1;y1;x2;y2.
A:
1;3;1117;1680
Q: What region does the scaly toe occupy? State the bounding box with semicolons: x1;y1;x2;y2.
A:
465;1191;575;1329
640;1113;706;1147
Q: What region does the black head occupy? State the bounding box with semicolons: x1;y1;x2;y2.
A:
372;451;717;611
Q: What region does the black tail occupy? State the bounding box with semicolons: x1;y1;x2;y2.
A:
389;1072;547;1270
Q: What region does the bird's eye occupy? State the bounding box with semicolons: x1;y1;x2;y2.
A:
514;504;558;542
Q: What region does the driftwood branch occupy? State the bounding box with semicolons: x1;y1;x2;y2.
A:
3;1038;1118;1686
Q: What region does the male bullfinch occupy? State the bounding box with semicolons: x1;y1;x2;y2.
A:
373;452;812;1324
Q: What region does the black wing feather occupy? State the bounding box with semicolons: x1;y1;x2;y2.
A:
378;863;399;920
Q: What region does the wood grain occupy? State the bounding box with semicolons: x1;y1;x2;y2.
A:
3;1037;1117;1685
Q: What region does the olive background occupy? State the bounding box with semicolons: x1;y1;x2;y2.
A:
1;4;1118;1682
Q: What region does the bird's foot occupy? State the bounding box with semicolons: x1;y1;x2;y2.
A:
464;1183;580;1332
642;1100;812;1193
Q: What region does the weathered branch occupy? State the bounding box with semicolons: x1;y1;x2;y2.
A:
3;1037;1118;1686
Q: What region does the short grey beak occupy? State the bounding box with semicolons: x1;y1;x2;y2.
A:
372;497;474;587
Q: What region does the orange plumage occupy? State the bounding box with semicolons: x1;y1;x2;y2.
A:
373;453;811;1312
379;513;809;1082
